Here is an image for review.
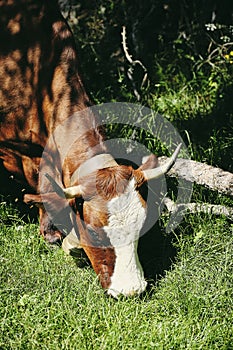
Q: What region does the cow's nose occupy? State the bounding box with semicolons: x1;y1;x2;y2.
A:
107;283;147;298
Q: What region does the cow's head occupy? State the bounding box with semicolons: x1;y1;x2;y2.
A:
24;144;181;298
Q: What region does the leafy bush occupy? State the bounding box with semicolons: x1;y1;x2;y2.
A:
58;1;233;173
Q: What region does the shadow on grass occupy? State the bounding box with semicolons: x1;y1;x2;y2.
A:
138;222;177;293
176;84;233;172
0;164;38;225
69;247;91;269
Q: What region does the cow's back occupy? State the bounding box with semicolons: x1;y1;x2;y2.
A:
0;0;90;193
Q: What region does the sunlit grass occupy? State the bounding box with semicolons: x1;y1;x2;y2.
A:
0;200;232;349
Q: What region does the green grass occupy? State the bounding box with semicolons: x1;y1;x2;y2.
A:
0;201;232;349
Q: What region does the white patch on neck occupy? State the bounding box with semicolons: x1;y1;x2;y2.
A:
103;178;147;297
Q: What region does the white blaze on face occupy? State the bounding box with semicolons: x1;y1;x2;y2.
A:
103;178;147;297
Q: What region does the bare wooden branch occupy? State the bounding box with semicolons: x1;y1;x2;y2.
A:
121;26;148;101
164;197;233;220
158;157;233;197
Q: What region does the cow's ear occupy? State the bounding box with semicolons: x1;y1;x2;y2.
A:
24;194;44;208
139;154;158;171
24;192;70;215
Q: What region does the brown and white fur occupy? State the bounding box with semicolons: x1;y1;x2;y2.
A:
0;0;181;297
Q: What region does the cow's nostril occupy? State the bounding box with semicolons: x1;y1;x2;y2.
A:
44;232;62;245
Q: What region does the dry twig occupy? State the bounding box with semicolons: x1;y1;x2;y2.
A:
121;26;148;100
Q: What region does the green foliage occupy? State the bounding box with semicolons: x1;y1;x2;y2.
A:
59;1;233;101
59;0;233;173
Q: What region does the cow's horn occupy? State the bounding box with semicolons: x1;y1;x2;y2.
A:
142;143;182;181
45;173;83;198
63;185;83;199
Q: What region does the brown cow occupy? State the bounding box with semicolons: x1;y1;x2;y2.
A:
0;0;181;297
0;0;90;240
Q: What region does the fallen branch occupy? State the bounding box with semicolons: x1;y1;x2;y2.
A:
158;157;233;197
164;197;233;220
